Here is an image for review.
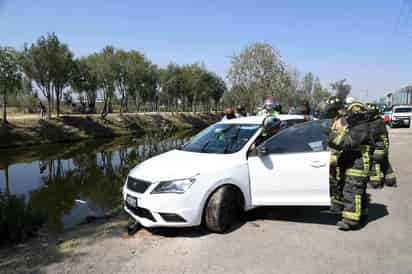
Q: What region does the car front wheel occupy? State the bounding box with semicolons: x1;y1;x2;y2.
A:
204;185;242;233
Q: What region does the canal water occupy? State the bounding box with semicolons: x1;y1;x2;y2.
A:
0;130;196;231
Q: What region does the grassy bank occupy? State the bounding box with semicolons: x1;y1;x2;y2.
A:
0;112;219;149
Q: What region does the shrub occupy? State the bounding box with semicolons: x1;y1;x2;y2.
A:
0;192;45;246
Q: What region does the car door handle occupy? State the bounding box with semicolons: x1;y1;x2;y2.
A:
310;161;326;168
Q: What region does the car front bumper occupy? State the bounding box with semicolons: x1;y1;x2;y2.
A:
123;187;202;228
391;117;410;126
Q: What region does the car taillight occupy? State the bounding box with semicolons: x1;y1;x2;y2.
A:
384;115;390;123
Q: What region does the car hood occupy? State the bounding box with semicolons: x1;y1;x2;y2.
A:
128;149;239;182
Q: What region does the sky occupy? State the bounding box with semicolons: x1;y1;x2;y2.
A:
1;0;412;100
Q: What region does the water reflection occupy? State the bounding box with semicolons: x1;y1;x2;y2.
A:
0;131;195;231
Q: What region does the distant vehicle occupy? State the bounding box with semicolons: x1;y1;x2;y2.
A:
123;115;332;233
380;107;392;125
390;105;412;128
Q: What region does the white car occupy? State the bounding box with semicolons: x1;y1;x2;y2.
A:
123;115;331;233
390;105;412;128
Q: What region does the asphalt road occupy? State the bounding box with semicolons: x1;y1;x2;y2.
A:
40;127;412;274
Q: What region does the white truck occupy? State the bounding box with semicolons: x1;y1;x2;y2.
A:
390;105;412;128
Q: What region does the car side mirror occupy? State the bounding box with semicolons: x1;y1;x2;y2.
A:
256;145;268;157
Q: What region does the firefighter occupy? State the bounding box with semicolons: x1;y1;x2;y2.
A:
366;103;397;188
323;98;372;230
334;102;372;230
250;115;282;151
320;96;347;214
258;98;282;116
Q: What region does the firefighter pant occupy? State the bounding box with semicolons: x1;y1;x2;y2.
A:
342;149;370;223
330;153;344;207
370;146;385;188
382;155;397;186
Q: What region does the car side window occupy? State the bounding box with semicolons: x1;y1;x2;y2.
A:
262;120;330;154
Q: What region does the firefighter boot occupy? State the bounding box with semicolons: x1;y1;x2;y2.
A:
337;218;358;231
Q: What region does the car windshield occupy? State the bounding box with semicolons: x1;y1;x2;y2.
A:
394;107;412;113
180;123;261;154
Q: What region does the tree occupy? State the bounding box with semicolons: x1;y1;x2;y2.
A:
227;42;287;111
312;77;330;105
160;63;184;112
22;33;74;118
113;49;129;114
223;85;254;109
49;37;74;118
330;79;351;99
159;63;223;112
138;62;159;112
208;73;227;112
303;72;314;98
181;64;204;112
0;46;22;124
71;57;99;113
123;51;153;112
93;46;117;117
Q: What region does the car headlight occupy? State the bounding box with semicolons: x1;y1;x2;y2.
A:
151;178;196;194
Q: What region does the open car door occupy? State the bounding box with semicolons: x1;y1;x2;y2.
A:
248;120;331;206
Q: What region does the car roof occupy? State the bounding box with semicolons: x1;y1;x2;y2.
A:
393;105;412;108
218;114;306;125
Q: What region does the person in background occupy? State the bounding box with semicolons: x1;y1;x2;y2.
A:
235;105;247;117
221;107;236;121
39;100;46;118
292;100;311;115
366;103;397;188
258;98;282;117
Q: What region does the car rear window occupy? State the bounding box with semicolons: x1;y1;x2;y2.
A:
394;107;412;113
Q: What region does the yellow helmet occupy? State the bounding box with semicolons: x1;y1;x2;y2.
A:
346;102;367;114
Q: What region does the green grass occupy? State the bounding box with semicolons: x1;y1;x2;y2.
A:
0;112;219;149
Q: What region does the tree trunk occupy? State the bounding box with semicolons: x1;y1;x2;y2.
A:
134;97;139;113
124;93;129;113
88;101;96;114
56;90;61;118
87;91;97;114
155;96;159;112
3;91;7;124
51;89;54;115
108;99;113;113
101;98;108;118
119;96;124;115
47;94;52;119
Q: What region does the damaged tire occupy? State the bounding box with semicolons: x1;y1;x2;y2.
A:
204;185;242;233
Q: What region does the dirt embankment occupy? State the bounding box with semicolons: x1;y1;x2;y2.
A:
0;112;220;149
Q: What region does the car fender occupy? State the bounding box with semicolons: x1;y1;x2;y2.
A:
189;163;252;225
